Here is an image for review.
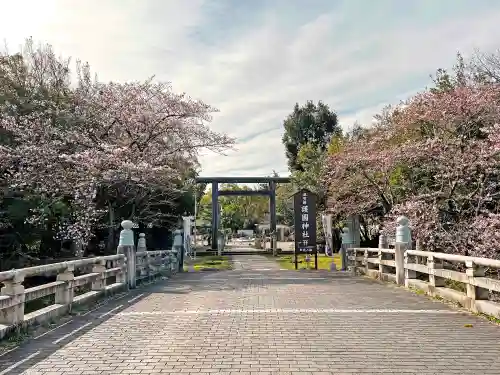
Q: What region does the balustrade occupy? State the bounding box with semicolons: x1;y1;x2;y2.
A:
0;221;180;339
346;215;500;319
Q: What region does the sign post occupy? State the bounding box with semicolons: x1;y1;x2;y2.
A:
293;189;317;270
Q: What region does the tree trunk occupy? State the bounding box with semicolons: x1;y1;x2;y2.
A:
107;202;116;253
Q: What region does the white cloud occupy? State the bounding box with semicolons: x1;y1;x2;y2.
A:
1;0;500;178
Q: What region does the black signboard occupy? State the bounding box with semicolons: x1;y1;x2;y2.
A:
293;189;317;269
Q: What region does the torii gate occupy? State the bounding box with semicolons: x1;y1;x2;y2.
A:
194;176;291;251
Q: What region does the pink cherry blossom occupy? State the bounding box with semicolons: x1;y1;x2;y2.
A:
323;82;500;257
1;73;234;243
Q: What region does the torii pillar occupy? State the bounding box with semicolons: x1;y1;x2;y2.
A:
211;182;219;251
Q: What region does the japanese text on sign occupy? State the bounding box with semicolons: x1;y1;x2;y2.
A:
293;188;317;255
301;192;309;239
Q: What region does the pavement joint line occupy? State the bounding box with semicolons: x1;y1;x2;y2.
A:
81;291;130;316
0;347;18;358
0;350;40;375
81;305;101;317
98;305;124;319
52;322;92;345
127;293;144;303
240;277;330;280
117;308;461;315
178;276;331;282
33;319;74;340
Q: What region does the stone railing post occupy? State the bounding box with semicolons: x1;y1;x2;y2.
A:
0;271;25;326
378;231;389;276
427;254;445;296
114;255;126;285
415;239;425;264
149;253;158;280
166;252;172;275
55;263;75;310
160;252;168;276
170;251;179;274
395;216;410;285
404;251;417;288
91;259;107;292
466;260;489;311
167;252;173;274
117;220;136;289
137;233;146;252
137;233;150;280
363;247;369;274
378;231;388;249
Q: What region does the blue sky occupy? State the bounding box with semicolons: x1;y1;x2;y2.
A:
2;0;500;177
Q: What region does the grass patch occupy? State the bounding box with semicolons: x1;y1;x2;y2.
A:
408;287;427;296
479;313;500;325
270;253;341;270
184;255;233;272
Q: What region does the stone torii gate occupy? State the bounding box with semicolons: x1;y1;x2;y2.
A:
194;176;291;251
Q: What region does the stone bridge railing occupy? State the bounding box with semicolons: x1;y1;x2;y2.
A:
347;217;500;319
0;220;181;339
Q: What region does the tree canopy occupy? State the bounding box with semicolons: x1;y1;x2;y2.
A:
320;50;500;257
282;100;341;172
0;38;233;263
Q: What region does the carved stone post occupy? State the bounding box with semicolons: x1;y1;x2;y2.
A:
137;233;150;280
117;220;136;289
395;216;410;285
137;233;146;252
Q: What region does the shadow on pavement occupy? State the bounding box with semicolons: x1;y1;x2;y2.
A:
0;279;158;374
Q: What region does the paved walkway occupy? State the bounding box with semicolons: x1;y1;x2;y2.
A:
1;255;500;374
230;254;282;270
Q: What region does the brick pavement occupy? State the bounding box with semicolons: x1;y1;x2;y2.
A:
230;254;282;270
0;255;499;374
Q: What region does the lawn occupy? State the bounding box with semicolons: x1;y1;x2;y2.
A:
271;253;342;270
183;255;233;272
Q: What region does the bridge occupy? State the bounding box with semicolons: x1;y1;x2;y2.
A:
0;221;499;374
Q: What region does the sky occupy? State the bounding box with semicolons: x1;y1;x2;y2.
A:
1;0;500;178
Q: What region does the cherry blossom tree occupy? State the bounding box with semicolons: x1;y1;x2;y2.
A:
0;38;81;258
323;82;500;257
387;84;500;256
1;39;234;246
